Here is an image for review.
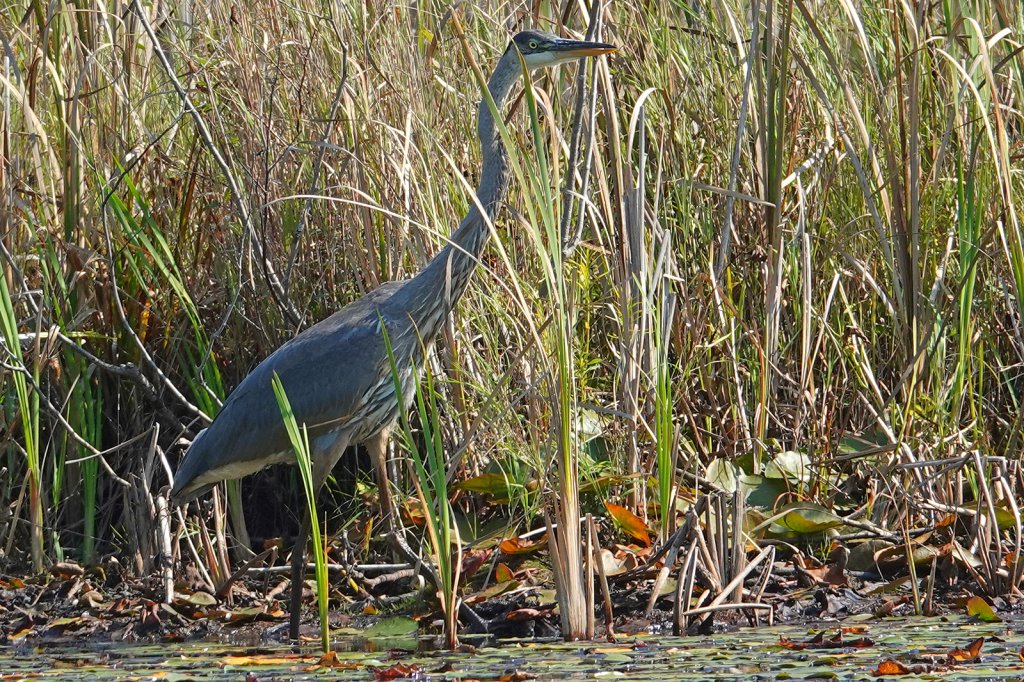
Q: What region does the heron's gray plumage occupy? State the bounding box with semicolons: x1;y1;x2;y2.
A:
171;34;599;503
172;281;409;500
168;28;615;641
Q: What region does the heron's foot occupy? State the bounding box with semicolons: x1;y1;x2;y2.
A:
382;529;489;635
458;602;489;634
385;528;435;584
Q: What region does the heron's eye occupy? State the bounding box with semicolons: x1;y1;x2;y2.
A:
528;40;538;49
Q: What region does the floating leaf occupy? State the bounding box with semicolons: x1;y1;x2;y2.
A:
605;502;651;546
374;663;420;680
778;630;874;650
362;616;418;638
222;654;308;666
947;637;984;663
966;595;1000;622
313;651;358;669
873;659;911;675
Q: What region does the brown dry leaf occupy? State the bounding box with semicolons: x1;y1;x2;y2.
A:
499;535;547;555
49;562;85;579
80;589;104;608
873;597;908;617
461;549;493;579
800;562;848;587
604;502;651;546
207;605;285;625
499;671;535;681
400;499;427;527
597;548;626;576
506;607;553;621
778;635;814;650
373;663;419;680
873;659;911;675
1018;646;1024;663
314;651;358;669
947;637;984;663
106;598;134;615
138;600;161;633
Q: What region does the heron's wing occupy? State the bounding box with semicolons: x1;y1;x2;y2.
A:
172;282;408;500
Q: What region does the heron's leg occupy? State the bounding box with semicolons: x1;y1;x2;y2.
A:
288;438;349;640
288;509;311;640
367;429;422;577
366;429;396;529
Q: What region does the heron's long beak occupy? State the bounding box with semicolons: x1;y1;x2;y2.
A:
552;39;617;58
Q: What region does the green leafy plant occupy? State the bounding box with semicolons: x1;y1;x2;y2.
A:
272;372;330;655
382;323;461;649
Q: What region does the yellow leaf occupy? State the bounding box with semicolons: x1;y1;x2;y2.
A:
966;595;1001;622
605;502;651;546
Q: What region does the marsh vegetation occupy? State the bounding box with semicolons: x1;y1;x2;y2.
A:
1;0;1023;655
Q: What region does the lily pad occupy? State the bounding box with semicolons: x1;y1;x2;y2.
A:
706;458;742;493
764;450;812;483
771;504;844;535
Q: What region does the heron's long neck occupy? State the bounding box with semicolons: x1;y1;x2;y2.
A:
409;48;519;324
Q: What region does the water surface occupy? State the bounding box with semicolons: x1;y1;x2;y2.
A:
2;617;1021;680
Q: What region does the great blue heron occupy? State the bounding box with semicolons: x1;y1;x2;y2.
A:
171;29;615;638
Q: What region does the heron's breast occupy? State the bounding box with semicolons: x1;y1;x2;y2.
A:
348;351;430;443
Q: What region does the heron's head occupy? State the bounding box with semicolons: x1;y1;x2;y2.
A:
510;30;616;70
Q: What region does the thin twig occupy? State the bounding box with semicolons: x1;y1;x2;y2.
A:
285;44;348;292
128;0;301;327
560;0;603;255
